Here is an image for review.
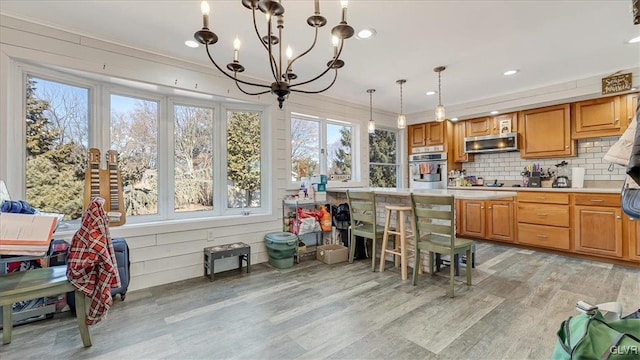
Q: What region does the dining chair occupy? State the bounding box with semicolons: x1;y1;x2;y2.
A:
410;193;473;297
346;190;386;271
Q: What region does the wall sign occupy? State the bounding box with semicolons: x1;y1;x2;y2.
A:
602;73;632;95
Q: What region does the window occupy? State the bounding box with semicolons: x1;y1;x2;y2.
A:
226;110;262;209
20;65;268;224
25;76;89;221
174;104;214;212
290;113;353;184
110;93;159;216
369;128;399;187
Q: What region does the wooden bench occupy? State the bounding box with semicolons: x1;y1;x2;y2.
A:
0;265;91;347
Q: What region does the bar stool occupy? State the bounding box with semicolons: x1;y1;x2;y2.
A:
379;205;421;280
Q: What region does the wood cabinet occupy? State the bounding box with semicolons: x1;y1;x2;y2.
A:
573;193;622;258
517;192;571;250
465;113;517;138
518;104;574;159
624;215;640;261
408;122;445;154
572;96;624;139
571;94;638;139
457;198;514;242
453;121;473;163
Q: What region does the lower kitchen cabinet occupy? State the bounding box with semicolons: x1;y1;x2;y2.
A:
457;199;514;242
517;223;570;250
517;192;571;250
624;216;640;261
573;193;622;259
573;205;622;258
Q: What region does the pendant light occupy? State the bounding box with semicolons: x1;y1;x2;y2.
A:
367;88;376;133
396;79;407;129
434;66;446;122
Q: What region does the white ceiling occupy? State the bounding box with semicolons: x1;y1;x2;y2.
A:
1;0;639;115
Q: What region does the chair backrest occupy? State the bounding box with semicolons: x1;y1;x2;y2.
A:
346;190;377;236
410;194;455;247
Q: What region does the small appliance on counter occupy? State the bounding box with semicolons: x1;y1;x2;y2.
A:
553;161;570;188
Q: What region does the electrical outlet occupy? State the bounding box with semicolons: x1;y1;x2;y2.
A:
207;230;214;241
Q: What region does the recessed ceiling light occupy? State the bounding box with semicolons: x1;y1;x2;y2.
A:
185;40;199;48
451;117;459;121
503;69;519;76
356;28;376;40
426;91;436;96
628;35;640;44
490;110;500;115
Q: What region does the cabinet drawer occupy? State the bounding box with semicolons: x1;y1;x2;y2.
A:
517;192;569;204
517;203;569;227
517;223;570;250
574;193;620;207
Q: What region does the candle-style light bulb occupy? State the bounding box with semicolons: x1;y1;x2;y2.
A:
201;1;210;29
286;45;293;60
233;37;241;62
340;0;348;22
332;36;339;57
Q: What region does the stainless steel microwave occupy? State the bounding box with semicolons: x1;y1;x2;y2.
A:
464;132;518;154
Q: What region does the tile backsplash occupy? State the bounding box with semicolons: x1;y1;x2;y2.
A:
461;136;626;183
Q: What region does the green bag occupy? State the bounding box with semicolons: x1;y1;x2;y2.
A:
552;310;640;360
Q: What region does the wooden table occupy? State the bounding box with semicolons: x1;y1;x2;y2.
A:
203;243;251;281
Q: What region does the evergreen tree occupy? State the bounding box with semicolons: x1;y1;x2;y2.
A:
331;127;352;176
369;129;397;187
227;112;261;207
25;78;58;156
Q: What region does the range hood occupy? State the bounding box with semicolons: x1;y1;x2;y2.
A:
464;132;518;154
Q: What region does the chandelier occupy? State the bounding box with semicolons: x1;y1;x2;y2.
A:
194;1;354;109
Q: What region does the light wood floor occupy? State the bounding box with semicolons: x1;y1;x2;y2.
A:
1;242;639;360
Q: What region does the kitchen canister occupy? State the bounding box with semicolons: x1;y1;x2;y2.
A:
572;167;585;188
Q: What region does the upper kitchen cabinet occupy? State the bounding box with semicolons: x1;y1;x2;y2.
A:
625;92;638;125
408;122;445;154
453;121;473;163
465;113;517;138
518;104;575;159
572;95;624;139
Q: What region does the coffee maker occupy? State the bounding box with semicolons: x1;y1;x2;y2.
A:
552;161;570;188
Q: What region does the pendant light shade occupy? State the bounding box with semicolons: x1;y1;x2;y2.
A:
396;79;407;129
367;89;376;133
434;66;446;122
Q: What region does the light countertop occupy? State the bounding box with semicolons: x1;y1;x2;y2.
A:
446;186;621;194
327;187;517;200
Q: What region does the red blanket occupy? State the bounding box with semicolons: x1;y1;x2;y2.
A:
66;197;121;325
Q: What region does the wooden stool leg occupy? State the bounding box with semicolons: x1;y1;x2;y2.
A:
2;304;12;344
379;208;392;272
394;211;400;268
399;211;407;281
466;248;472;286
74;290;92;347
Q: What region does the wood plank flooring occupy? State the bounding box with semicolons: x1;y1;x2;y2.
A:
1;242;639;360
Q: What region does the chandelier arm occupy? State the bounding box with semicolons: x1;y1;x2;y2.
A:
204;44;270;89
291;41;344;88
252;6;279;78
290;70;338;94
286;27;319;75
266;14;280;82
234;81;272;96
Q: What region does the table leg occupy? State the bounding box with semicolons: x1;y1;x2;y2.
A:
246;252;251;273
2;304;11;344
74;290;92;347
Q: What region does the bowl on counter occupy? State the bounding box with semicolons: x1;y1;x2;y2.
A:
485;182;504;187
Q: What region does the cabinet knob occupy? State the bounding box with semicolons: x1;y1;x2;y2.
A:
590;199;604;202
537;213;548;216
488;206;492;209
535;196;547;200
536;234;548;239
615;118;619;123
630;217;636;221
565;145;569;148
616;215;621;219
481;206;484;209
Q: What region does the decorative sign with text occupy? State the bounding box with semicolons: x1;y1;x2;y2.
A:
602;73;632;95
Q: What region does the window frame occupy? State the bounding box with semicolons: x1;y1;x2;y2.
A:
287;109;363;189
12;61;270;227
368;126;401;188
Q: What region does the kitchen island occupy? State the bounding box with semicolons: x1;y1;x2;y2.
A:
328;187;517;200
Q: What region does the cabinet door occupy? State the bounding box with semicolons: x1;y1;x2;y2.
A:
465;117;492;137
426;122;444;146
453;121;472;162
625;93;638;128
459;200;485;238
572;96;623;139
409;124;427;150
574;206;622;258
487;200;514;242
625;216;640;261
493;113;517;134
519;104;574;159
